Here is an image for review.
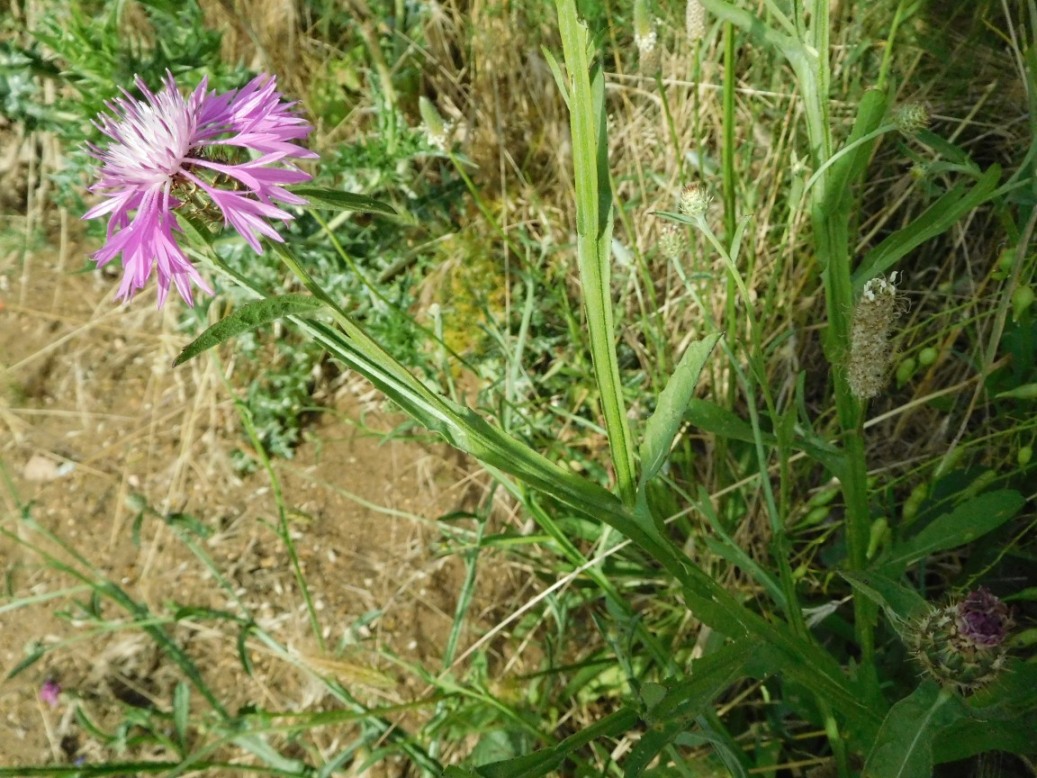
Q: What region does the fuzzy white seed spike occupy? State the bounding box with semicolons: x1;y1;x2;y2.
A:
686;0;706;42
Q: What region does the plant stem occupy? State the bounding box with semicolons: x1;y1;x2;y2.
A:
796;0;876;665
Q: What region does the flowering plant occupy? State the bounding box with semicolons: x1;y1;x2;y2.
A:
84;71;316;306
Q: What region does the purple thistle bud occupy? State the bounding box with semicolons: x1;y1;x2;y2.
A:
956;587;1009;648
84;71;316;307
907;588;1012;694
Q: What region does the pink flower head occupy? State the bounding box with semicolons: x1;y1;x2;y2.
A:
39;679;61;707
84;71;317;306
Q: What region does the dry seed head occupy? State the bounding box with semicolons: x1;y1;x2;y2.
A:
847;273;902;400
894;102;931;135
686;0;707;42
679;183;711;220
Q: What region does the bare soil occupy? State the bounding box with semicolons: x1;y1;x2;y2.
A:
0;243;484;769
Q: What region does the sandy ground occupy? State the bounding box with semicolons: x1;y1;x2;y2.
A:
0;239;497;768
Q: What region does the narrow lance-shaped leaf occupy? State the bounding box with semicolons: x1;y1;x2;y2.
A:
295;186;398;215
639;332;721;487
852;164;1000;291
624;641;754;776
557;0;637;505
841;570;929;640
173;294;324;367
876;489;1024;575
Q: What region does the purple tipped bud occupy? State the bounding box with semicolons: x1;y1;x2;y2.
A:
907;588;1012;694
956;587;1009;648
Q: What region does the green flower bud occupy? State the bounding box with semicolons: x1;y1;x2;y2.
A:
902;482;928;525
659;223;684;261
679;183;711;220
894;102;931;135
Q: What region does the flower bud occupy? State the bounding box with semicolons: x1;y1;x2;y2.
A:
894;102;931;135
679;183;711;220
907;588;1010;694
659;223;684;261
1012;285;1034;322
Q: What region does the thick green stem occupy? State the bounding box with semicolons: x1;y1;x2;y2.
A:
796;4;876;665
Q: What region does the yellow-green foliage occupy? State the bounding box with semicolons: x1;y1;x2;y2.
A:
423;228;507;360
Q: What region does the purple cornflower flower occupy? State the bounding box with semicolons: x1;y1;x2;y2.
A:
39;679;61;707
84;71;316;306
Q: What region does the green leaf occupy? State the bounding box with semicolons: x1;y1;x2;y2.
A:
294;186;397;215
933;661;1037;761
172;295;324;367
172;681;190;750
639;333;721;487
644;641;755;724
877;489;1024;574
557;0;636;505
828;89;889;211
934;710;1037;762
840;570;929;639
685;398;761;443
624;643;753;776
474;708;638;777
5;642;45;680
684;398;844;476
863;683;963;778
852;165;1001;292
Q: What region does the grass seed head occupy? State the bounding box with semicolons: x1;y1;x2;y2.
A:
847;274;902;400
686;0;706;42
634;0;657;55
